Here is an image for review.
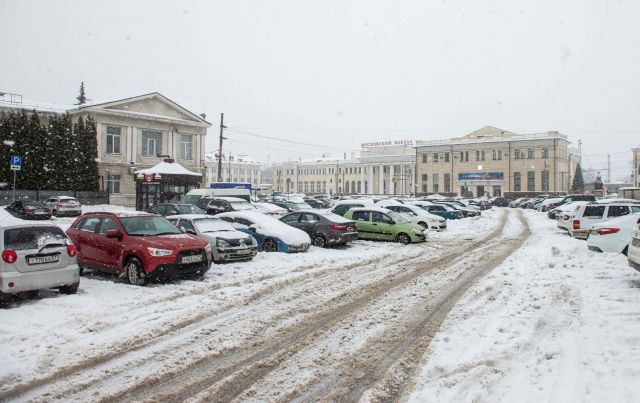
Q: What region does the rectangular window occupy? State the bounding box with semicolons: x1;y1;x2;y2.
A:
492;150;497;160
107;174;121;194
180;134;193;160
541;170;550;191
141;130;162;157
583;205;605;218
527;171;535;191
444;173;451;192
514;172;521;191
433;153;439;163
542;148;549;159
514;149;520;159
498;150;502;160
444;152;450;162
528;148;534;159
422;154;428;163
460;151;464;161
476;150;480;161
481;150;485;161
433;174;439;193
607;206;630;218
106;126;122;154
465;151;469;161
422;174;428;192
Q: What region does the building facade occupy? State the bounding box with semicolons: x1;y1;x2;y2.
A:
272;144;416;195
68;93;211;206
633;146;640;188
416;127;580;197
204;153;262;186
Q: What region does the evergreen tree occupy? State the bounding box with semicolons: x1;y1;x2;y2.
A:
73;115;99;191
571;163;585;192
76;81;87;105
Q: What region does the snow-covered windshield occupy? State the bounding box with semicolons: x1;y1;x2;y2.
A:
176;205;205;214
295;202;314;210
4;226;67;250
230;200;256;211
194;218;236;233
386;210;410;223
120;216;181;236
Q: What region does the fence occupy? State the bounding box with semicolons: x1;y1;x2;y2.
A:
0;190;109;206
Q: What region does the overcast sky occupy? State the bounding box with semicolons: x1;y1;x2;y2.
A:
1;0;639;180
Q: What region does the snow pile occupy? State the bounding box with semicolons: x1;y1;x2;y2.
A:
408;210;640;402
218;211;311;245
134;161;202;176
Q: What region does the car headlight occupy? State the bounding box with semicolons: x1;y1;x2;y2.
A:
147;247;173;257
216;238;230;247
204;242;212;253
412;228;422;234
246;237;256;245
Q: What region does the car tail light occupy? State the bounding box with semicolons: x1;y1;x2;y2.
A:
595;227;620;235
67;244;77;257
329;224;348;231
563;215;570;221
57;204;64;209
2;249;17;264
573;220;580;230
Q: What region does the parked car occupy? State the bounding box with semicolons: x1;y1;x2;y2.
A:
272;200;315;212
146;203;205;216
508;198;528;208
253;202;288;217
628;228;640;271
196;196;257;215
378;203;447;231
330;199;375;217
218;211;311;253
0;220;80;302
410;201;464;220
570;203;640;239
5;200;52;220
303;197;329;209
491;197;512;207
555;201;591;233
44;196;82;217
344;207;427;244
433;200;479;217
469;199;492;210
587;213;640;254
538;197;564;213
66;211;211;285
166;214;257;262
547;194;597;212
280;210;358;247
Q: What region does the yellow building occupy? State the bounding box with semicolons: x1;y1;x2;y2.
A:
415;126;580;197
633;146;640;187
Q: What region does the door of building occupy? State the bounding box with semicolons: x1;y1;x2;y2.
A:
476;186;485;197
493;186;502;197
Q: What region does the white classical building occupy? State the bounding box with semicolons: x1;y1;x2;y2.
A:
205;153;263;186
272;143;416;195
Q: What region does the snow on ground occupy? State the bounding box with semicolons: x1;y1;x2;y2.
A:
408;209;640;403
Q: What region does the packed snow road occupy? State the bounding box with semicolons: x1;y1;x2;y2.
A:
0;209;530;402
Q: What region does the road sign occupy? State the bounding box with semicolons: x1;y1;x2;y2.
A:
10;155;22;171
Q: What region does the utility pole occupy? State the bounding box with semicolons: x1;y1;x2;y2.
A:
217;113;226;182
607;154;611;183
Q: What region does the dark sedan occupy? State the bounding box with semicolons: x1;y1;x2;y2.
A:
5;200;52;220
280;210;358;248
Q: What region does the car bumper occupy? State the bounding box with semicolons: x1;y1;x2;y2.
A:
54;210;82;217
215;246;258;262
22;214;52;220
0;264;80;294
283;243;310;253
572;229;590;240
328;232;358;244
148;260;211;280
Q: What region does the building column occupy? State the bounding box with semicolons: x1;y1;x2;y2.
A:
368;165;374;194
389;165;395;195
378;165;384;194
360;167;366;195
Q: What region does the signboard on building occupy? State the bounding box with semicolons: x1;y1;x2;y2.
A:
209;182;252;190
361;140;414;148
458;172;504;181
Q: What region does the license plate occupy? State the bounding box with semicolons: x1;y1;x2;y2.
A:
27;255;60;265
237;249;252;254
36;210;48;214
181;254;203;264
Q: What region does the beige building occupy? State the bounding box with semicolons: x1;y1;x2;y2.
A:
272;144;416;195
415;126;580;197
633;146;640;187
205;153;262;186
68;93;211;206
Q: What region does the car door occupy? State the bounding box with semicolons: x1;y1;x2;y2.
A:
281;213;303;229
606;205;632;220
372;211;394;240
93;217;124;271
351;210;374;240
298;213;320;236
74;216;102;267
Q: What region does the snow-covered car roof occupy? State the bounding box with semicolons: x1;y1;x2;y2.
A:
218;211;310;244
348;206;392;214
85;210;157;218
202;196;248;202
253;202;287;212
50;195;78;200
165;214;212;220
333;199;375;206
288;210;353;223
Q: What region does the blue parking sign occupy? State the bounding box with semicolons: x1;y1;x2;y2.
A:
10;155;22;170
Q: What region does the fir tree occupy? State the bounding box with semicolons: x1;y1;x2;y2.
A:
571;163;585;192
73;115;99;191
76;81;87;105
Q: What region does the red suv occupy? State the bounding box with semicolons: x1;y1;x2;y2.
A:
66;211;211;285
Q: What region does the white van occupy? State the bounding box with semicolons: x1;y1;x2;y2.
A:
183;184;252;205
570;202;640;239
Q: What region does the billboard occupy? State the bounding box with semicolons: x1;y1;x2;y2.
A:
209;182;252;190
458;172;504;181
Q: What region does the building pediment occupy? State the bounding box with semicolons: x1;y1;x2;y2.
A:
465;126;516;139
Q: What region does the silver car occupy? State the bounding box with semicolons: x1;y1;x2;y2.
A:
44;196;82;217
0;221;80;301
167;214;258;263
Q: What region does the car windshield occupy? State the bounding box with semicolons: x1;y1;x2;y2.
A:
4;226;67;250
182;195;202;205
386;210;410;223
286;202;302;211
194;218;236;233
176;205;205;214
295;202;314;210
120;216;181;236
229;200;256;210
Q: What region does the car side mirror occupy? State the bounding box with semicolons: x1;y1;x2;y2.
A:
105;229;120;239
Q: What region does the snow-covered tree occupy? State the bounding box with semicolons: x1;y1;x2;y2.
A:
571;163;585;192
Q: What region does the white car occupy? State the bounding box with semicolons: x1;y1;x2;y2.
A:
44;196;82;217
587;214;640;254
555;201;590;232
377;201;446;231
570;203;640;239
628;229;640;272
217;211;311;253
253;202;288;217
538;197;564;212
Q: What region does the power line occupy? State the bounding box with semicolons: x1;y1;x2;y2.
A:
226;127;360;152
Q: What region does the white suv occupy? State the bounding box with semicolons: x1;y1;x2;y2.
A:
570;203;640;239
628;229;640;272
0;221;80;302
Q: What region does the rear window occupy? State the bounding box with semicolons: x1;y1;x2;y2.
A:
59;199;79;205
583;205;605;218
607;205;630;218
572;195;596;202
4;226;67;251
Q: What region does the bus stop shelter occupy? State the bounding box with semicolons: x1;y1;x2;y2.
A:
134;159;202;210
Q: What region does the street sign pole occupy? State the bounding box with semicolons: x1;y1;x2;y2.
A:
12;170;16;202
9;155;22;202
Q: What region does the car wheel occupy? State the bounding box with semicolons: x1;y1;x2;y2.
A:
58;282;79;295
312;234;327;248
52;209;57;216
418;221;427;228
396;233;411;245
262;239;278;252
125;257;147;286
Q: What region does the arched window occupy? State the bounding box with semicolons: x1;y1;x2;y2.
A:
357;181;361;193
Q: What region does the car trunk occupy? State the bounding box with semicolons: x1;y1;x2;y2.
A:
3;226;72;273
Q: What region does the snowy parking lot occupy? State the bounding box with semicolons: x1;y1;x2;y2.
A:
1;208;639;402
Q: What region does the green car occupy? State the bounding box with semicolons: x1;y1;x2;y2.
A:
345;207;427;244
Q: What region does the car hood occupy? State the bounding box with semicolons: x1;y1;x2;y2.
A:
257;226;311;245
199;230;250;241
130;233;208;249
